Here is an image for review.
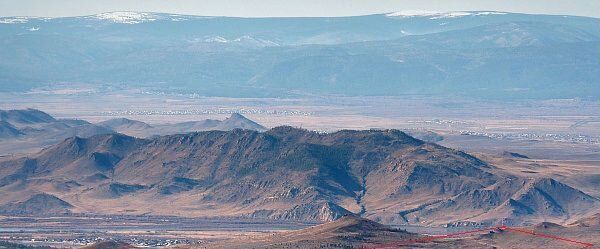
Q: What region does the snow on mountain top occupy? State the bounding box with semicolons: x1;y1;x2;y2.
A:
89;12;213;23
474;11;508;16
204;36;229;43
386;10;440;17
429;12;472;19
233;35;280;46
386;10;507;19
93;12;158;24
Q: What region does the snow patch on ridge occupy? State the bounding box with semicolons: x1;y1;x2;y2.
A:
386;10;440;17
204;36;229;43
0;17;29;24
93;12;158;24
474;11;508;16
429;12;472;19
386;10;507;19
89;12;211;23
202;35;280;47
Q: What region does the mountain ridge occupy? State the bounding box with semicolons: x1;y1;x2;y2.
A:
0;109;267;155
1;12;598;99
0;126;595;226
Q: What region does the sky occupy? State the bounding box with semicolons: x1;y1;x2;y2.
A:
1;0;599;18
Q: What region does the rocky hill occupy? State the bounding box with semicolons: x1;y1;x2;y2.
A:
0;126;596;225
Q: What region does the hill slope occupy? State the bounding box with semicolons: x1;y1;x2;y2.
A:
0;121;23;139
0;109;56;126
0;193;72;215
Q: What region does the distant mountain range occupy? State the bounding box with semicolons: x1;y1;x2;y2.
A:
0;122;596;226
0;11;598;99
98;113;266;137
0;109;266;155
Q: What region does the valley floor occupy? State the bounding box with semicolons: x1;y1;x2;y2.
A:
0;215;314;248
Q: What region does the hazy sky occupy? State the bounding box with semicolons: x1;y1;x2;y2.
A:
1;0;599;18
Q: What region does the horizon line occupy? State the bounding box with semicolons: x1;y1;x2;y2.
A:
1;10;598;19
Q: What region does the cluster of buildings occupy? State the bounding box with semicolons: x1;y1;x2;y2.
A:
101;108;314;117
457;130;600;144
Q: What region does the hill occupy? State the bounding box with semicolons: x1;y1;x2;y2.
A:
0;193;72;215
0;109;55;126
0;109;116;155
98;118;152;131
0;126;596;225
216;113;266;131
203;215;415;248
463;215;600;248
